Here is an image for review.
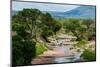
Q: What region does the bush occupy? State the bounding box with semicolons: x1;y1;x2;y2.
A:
36;42;46;56
22;40;36;64
12;35;36;65
81;49;96;61
75;40;88;47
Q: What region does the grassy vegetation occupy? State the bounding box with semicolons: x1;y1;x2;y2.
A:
36;43;47;56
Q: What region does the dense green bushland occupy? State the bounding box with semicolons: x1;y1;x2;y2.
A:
61;18;95;41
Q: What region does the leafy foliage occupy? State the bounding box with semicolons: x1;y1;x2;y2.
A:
12;35;36;65
75;40;88;47
62;18;95;41
36;43;46;55
81;49;96;61
12;9;41;65
12;8;62;65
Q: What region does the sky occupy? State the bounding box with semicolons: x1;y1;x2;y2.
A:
12;1;80;12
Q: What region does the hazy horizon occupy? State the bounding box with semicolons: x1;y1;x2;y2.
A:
12;1;80;12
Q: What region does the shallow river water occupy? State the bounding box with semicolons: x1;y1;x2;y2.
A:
31;46;83;64
53;46;82;63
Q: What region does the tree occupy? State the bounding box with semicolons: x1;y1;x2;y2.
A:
12;9;42;65
52;20;61;35
12;35;36;65
82;19;96;40
12;26;36;65
40;12;61;41
63;19;83;40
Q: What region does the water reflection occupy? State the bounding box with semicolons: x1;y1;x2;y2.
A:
54;57;74;63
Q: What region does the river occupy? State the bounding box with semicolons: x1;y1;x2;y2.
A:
31;45;83;64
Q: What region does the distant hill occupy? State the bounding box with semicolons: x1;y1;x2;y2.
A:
48;6;96;19
12;6;96;19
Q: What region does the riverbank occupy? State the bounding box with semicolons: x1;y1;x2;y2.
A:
31;40;95;64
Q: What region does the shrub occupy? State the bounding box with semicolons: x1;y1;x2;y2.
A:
36;42;46;56
12;35;36;65
75;40;88;47
81;49;96;61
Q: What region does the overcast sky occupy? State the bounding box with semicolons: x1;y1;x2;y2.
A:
12;1;80;12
